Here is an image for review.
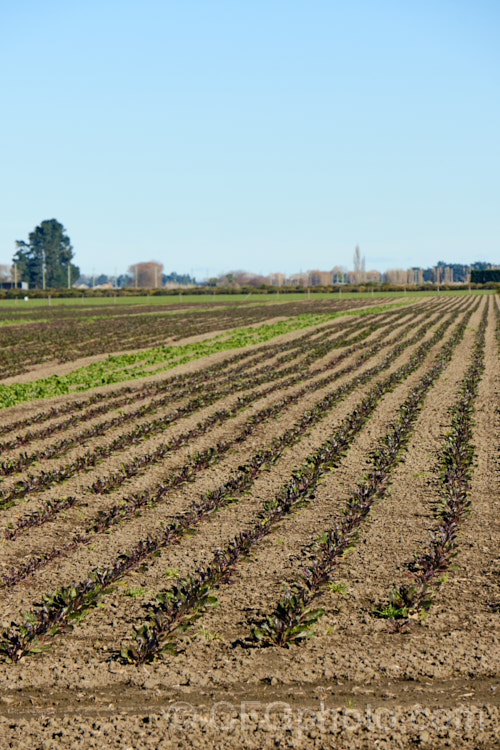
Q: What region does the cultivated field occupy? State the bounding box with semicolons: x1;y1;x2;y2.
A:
0;295;498;749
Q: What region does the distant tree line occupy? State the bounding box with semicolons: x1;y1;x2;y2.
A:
470;269;500;283
78;268;196;288
4;218;498;291
428;261;492;283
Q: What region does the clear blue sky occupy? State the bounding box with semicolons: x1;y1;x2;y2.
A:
1;0;499;278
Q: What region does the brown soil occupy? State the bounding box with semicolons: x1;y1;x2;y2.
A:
0;296;498;749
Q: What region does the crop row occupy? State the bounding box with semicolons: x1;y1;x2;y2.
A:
0;300;449;441
251;303;487;646
5;378;313;540
0;305;388;442
0;307;392;458
376;302;488;629
0;344;269;447
0;317;307;438
0;301;422;408
0;302;448;587
2;301;461;544
0;382;273;508
0;301;473;662
83;305;454;534
118;304;477;660
0;321;305;435
0;303;437;505
0;297;385;380
1;320;364;494
0;298;326;378
2;297;460;460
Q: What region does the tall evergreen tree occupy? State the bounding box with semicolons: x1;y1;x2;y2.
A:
13;219;79;288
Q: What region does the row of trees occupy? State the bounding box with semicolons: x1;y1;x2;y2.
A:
7;220;499;290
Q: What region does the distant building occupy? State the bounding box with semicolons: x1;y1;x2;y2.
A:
330;266;345;284
265;273;286;287
307;270;332;286
384;268;410;285
286;273;309;286
411;268;424;284
432;266;449;284
344;269;379;284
